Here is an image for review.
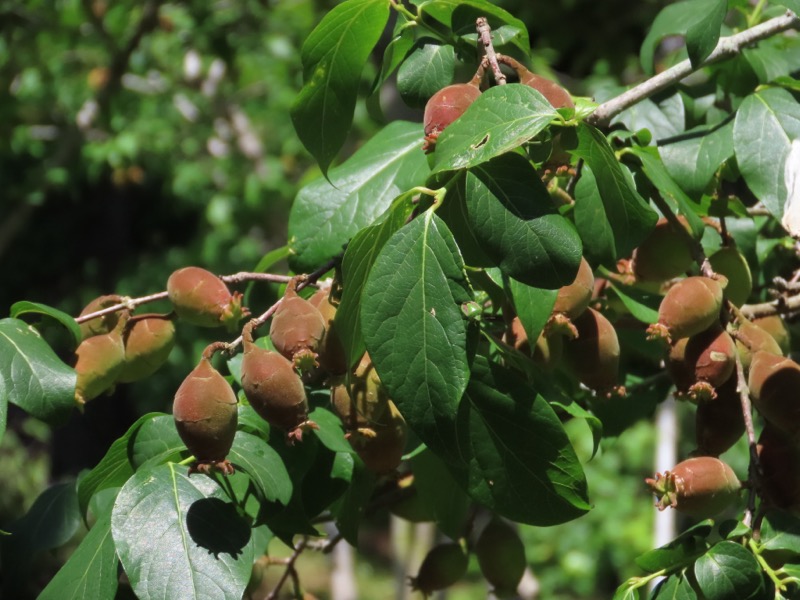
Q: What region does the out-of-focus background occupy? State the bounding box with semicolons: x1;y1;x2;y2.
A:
1;1;748;597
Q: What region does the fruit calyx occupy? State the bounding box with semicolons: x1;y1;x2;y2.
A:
646;456;741;518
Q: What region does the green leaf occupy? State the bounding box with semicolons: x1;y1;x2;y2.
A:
333;461;376;545
77;413;164;518
0;318;75;425
112;463;254;600
290;0;390;173
685;0;726;67
660;120;735;197
228;431;292;505
760;510;800;554
309;406;353;455
507;279;558;347
38;508;118;600
453;356;590;525
397;38;455;109
288;120;429;273
574;166;616;266
432;84;558;172
9;301;81;347
640;1;706;74
635;521;713;573
361;212;471;464
777;1;800;13
733;88;800;219
693;541;765;599
436;173;494;267
571;124;659;259
744;33;800;84
130;414;185;469
0;376;5;447
367;25;416;120
612;585;641;600
237;404;271;439
5;482;80;554
464;153;582;288
651;572;699;599
608;281;660;324
611;94;685;142
410;449;470;539
337;196;415;370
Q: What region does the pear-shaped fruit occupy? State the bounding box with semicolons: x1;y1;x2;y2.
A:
78;294;125;339
476;518;526;596
117;314;176;383
497;55;573;109
309;287;347;375
173;352;238;475
752;315;791;355
167;266;247;331
646;456;741;518
694;377;745;457
269;281;326;373
423;82;481;152
734;318;783;370
709;246;752;306
74;320;126;405
409;543;468;596
631;217;694;283
668;325;735;402
647;276;724;343
552;257;594;322
748;351;800;440
757;425;800;514
330;354;389;431
349;399;408;475
563;307;622;395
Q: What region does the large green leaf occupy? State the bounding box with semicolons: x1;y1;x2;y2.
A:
288;120;429;273
228;431;292;505
5;482;80;554
367;24;416;120
635;521;712;573
465;153;582;288
733;88;800;219
0;318;75;425
397;38;455;109
507;279;558;347
611;93;685;142
571;124;658;259
9;301;81;348
452;356;590;525
573;166;616;266
760;510;800;554
112;463;254;600
744;32;800;84
685;0;726;67
361;212;471;463
38;508;118;600
337;197;415;370
693;541;765;599
640;0;715;74
290;0;390;173
130;414;185;469
660;119;734;197
436;173;493;267
410;449;470;539
432;84;558;172
652;573;699;599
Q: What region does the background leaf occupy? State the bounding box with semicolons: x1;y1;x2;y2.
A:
9;301;81;347
507;279;558;347
685;0;726;67
660;119;735;197
228;431;292;505
574;166;616;266
693;541;765;599
396;38;455;109
640;0;712;74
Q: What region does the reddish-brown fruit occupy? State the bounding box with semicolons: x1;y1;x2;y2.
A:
748;351;800;441
552;257;594;322
694;377;745;457
505;317;562;369
734;318;783;370
309;287;347;375
409;543;469;596
74;324;126;405
475;518;526;596
646;456;741;518
422;83;481;152
117;314;176;383
757;425;800;514
647;276;724;343
631;217;694;283
78;294;125;339
349;399;408;475
269;284;326;373
752;315;791;355
167;266;247;331
709;246;752;307
520;71;574;109
173;354;238;475
668;325;736;402
563;307;622;395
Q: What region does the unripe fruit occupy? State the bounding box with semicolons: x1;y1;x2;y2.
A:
504;317;562;370
409;543;469;596
757;425;800;514
269;282;326;373
631;217;694;283
309;287;347;375
747;351;800;440
734;318;783;370
562;307;622;396
646;457;741;518
241;322;314;443
667;325;735;402
78;294;124;339
74;320;126;405
752;315;791;355
349;399;408;475
167;266;247;331
709;246;752;306
552;257;594;322
117;314;176;383
694;377;745;457
475;518;526;596
173;352;238;475
423;82;481;153
330;354;389;431
647;276;724;343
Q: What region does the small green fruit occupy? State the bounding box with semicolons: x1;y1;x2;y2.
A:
117;314;176;383
734;319;783;370
709;246;752;307
167;266;247;331
646;456;741;518
409;543;469;596
752;315;791;355
475;518;526;596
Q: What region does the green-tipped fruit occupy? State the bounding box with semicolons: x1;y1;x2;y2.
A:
709;246;752;307
734;318;783;370
748;352;800;441
646;456;741;518
78;294;124;339
74;327;126;405
476;518;526;596
409;543;469;596
563;307;623;396
631;217;694;283
648;276;724;343
167;266;247;331
752;315;791;355
117;315;176;383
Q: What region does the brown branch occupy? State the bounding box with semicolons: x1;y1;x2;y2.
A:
476;17;506;85
267;537;308;600
740;293;800;320
75;291;168;323
732;338;760;528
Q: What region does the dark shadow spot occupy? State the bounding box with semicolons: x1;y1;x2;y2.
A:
186;498;250;558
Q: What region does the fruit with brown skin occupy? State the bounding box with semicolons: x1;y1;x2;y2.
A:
422;81;481;153
646;456;741;518
757;424;800;514
475;518;526;596
74;317;127;405
562;307;623;396
117;314;176;383
552;257;594;322
78;294;125;339
240;322;315;443
667;325;736;402
694;377;745;457
647;276;724;343
330;354;389;431
173;350;238;475
504;317;562;370
497;55;573;109
752;315;791;355
270;280;327;373
709;246;752;306
733;318;783;370
309;287;347;375
167;266;247;331
631;217;694;283
409;543;469;596
747;351;800;440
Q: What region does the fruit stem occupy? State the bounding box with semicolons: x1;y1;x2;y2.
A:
388;0;417;22
748;538;789;594
476;17;506;85
733;345;761;528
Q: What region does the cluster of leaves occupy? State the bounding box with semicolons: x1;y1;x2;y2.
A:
3;0;800;598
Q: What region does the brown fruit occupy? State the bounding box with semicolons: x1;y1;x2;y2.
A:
167;266;247;331
74;321;126;405
552;257;594;322
173;352;238;475
241;322;314;442
562;307;622;395
733;318;783;370
631;217;693;283
349;399;408;475
117;314;176;383
330;354;389;431
646;456;741;518
309;287;347;375
647;276;724;343
709;246;752;307
752;315;791;355
422;82;481;152
748;351;800;440
78;294;125;339
269;283;326;373
694;377;745;457
475;518;526;596
757;424;800;514
505;317;562;369
667;325;735;402
498;55;573;109
409;543;469;596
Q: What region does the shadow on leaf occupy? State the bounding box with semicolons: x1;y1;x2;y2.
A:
186;498;250;559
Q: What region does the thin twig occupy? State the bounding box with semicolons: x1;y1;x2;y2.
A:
732;339;759;528
476;17;506;85
587;10;800;127
75;291;169;323
267;537;308;600
740;293;800;320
